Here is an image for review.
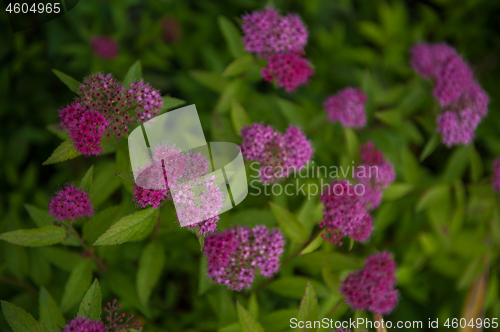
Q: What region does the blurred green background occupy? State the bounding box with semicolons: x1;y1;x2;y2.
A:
1;0;500;331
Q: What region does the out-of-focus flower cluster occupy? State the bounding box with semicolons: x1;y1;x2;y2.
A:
341;252;399;315
410;43;489;147
203;225;284;291
90;36;119;60
241;8;313;92
324;88;367;128
240;123;313;183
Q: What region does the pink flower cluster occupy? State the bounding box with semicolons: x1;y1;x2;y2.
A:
241;8;313;92
240;123;313;183
410;43;489;147
188;216;220;234
340;252;399;314
324;88;367;128
58;73;163;156
355;142;395;210
204;225;284;291
133;184;170;209
493;158;500;193
261;51;314;92
62;317;106;332
59;104;109;156
49;184;93;221
103;299;140;331
90;36;119;60
242;8;307;54
319;180;373;245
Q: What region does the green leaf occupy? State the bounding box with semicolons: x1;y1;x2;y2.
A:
137;240;166;307
248;293;259;319
115;147;135;195
29;249;51;286
93;208;157;245
276;97;305;126
267;277;329;299
77;279;102;320
52;69;81;94
39;288;65;332
198;256;214;296
218;16;245;58
297;281;320;331
90;162;121;207
322;265;340;295
230;100;251;136
344;127;359;158
42;139;81;165
382;183;413;201
190;71;228;93
80;165;93;193
1;301;46;332
443;145;470;183
300;231;324;255
420;134;440;161
159;96;186;113
416;184;450;212
269;202;308;244
123;60;142;88
60;260;93;313
223;54;254;77
400;146;420;185
469;144;483;182
24;204;52;228
374;109;402;127
236;302;264;332
0;226;66;247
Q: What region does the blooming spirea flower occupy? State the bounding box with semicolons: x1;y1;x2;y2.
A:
410;43;489;147
410;43;456;79
129;80;163;122
261;51;314;92
133;184;169;208
62;317;106;332
340;252;399;314
319;180;373;245
90;36;119;59
204;225;284;291
242;8;308;55
492;158;500;193
324;88;367;128
49;185;93;221
241;123;313;183
355;142;395;210
103;299;140;331
188;216;220;234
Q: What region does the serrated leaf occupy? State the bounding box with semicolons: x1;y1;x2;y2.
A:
218;16;245;58
269;202;308;244
344;127;359;158
39;288;65;332
82;206;121;244
420;134;440;161
123;60;142;88
159;96;186;114
382;183;413;201
236;302;264;332
190;71;228;93
230;100;251;136
297;281;320;331
0;226;66;247
42;139;81;165
93;208;157;245
78;279;102;320
60;260;93;313
52;69;81;95
1;301;47;332
137;240;165;307
223;54;254;77
80;165;93;193
24;204;52;228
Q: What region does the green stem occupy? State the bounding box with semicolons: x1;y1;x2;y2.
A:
68;221;107;271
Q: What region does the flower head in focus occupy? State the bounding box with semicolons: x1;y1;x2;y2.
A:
49;184;93;221
62;317;106;332
261;51;313;92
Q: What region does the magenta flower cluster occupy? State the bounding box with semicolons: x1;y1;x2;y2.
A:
241;8;313;92
493;158;500;193
49;184;93;221
133;184;170;209
58;73;163;156
324;88;367;128
355;142;395;210
62;317;106;332
410;43;489;147
204;225;284;291
341;252;399;315
240;123;313;183
90;36;119;60
188;215;220;234
319;180;373;245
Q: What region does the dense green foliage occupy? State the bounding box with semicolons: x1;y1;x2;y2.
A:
1;0;500;331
